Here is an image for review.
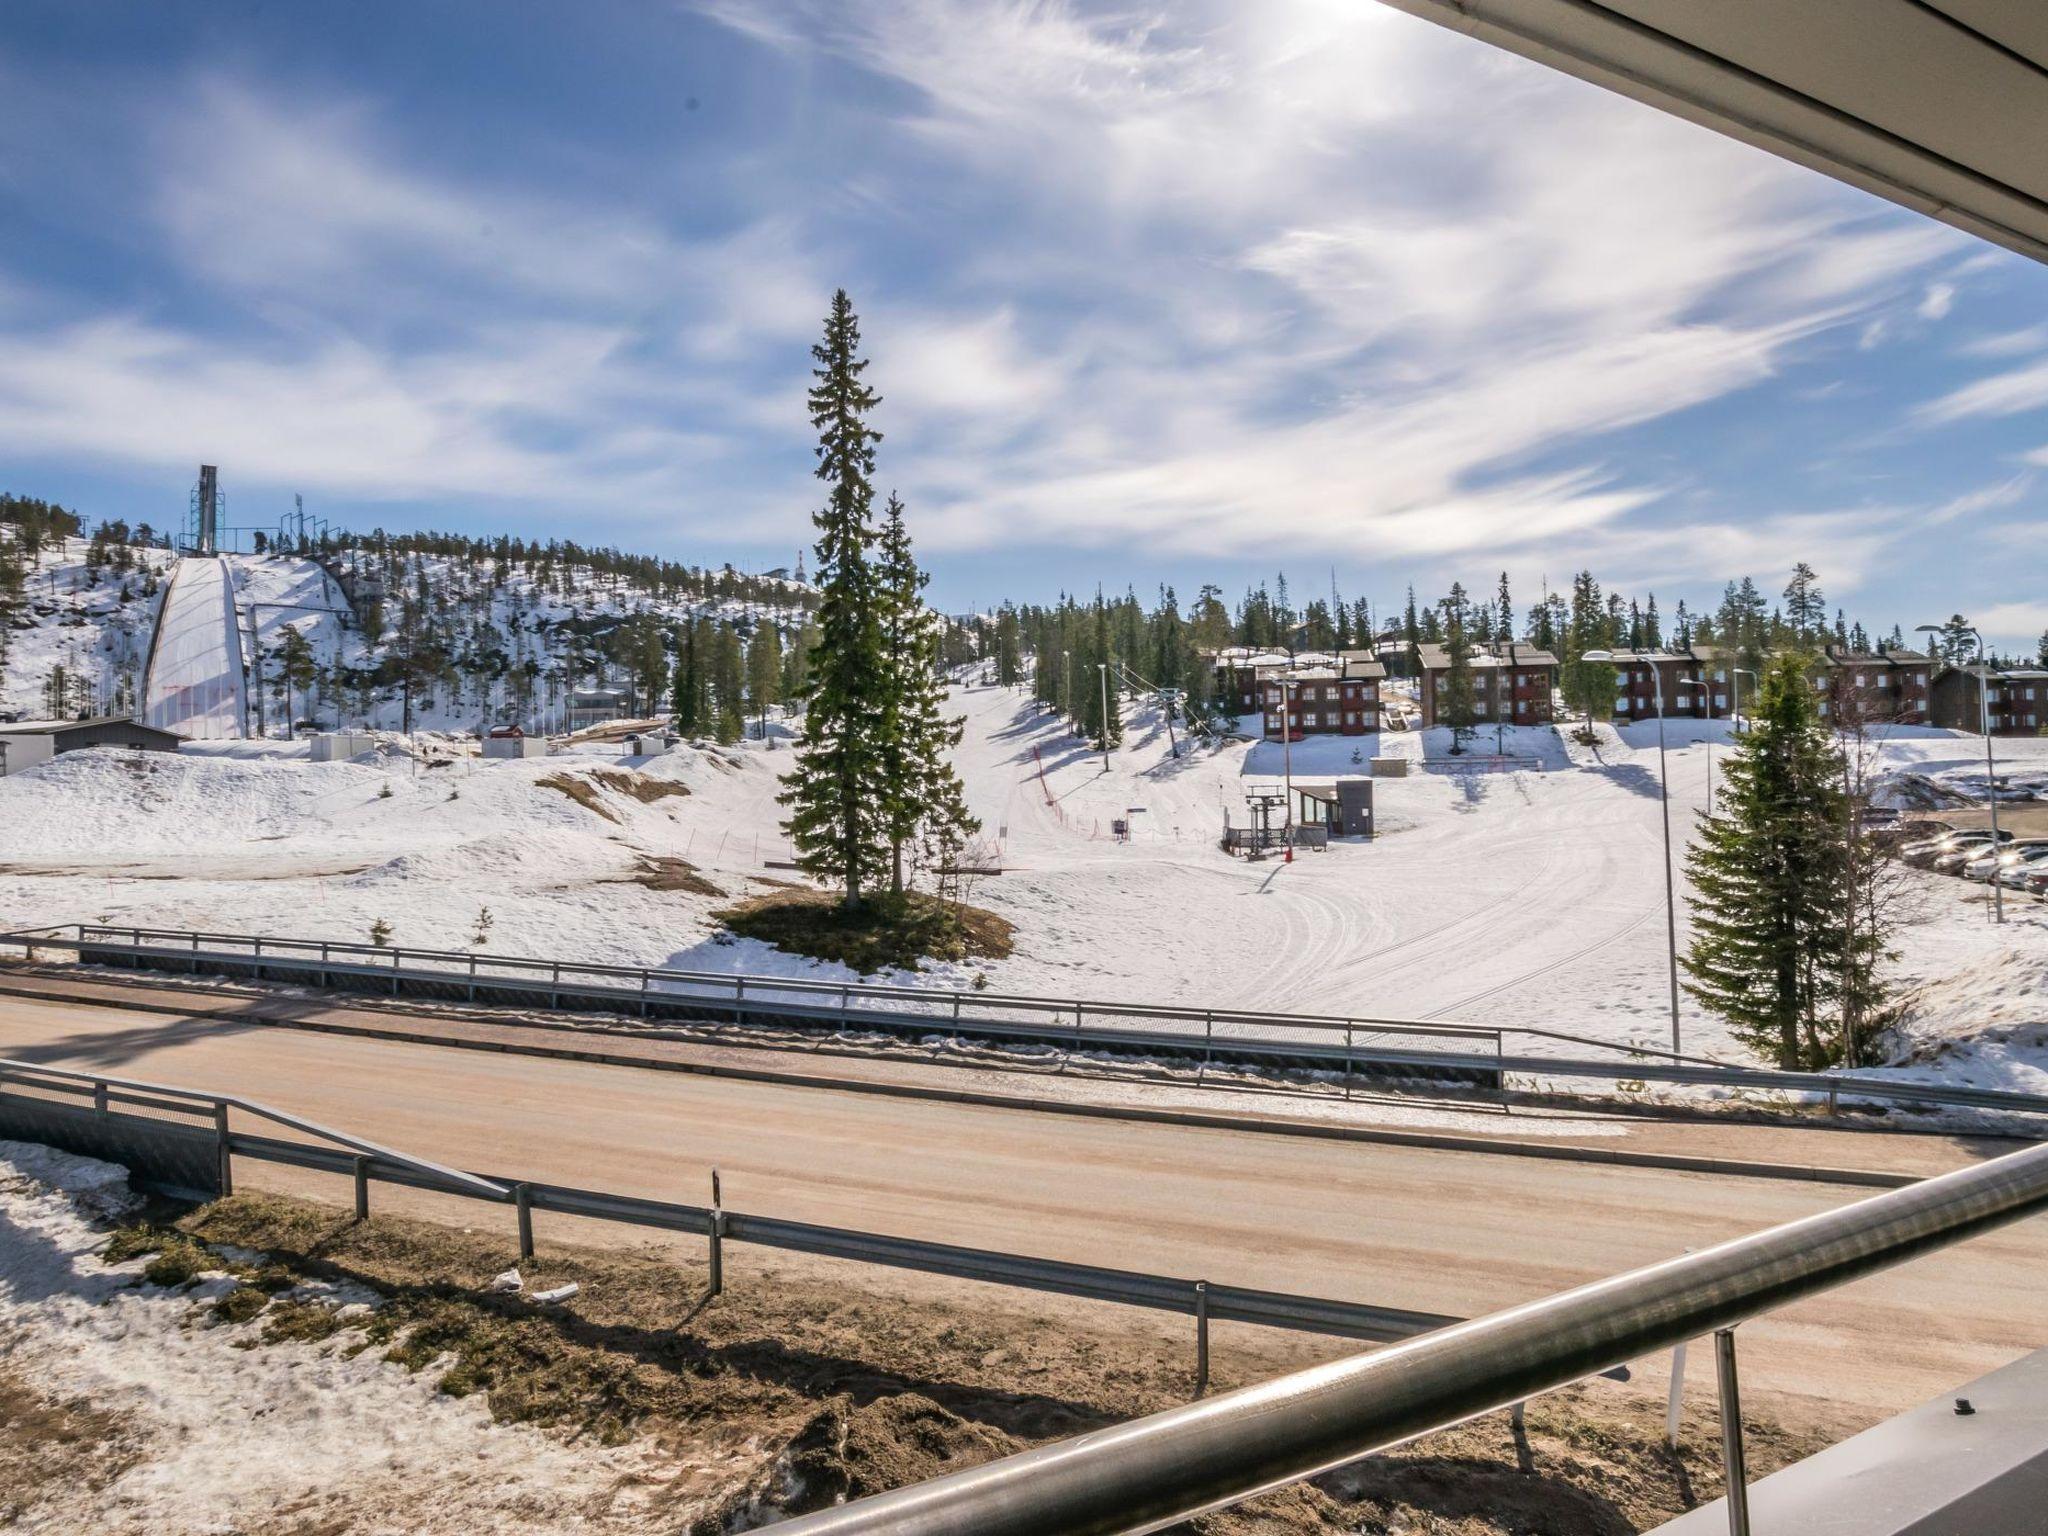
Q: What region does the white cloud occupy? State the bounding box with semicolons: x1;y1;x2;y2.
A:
1957;323;2048;359
1917;282;1955;320
1916;358;2048;425
1929;473;2034;523
700;0;1963;567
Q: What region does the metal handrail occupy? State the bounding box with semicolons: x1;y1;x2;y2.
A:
0;1057;506;1200
769;1139;2048;1536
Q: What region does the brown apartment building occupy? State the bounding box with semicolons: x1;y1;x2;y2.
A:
1809;646;1933;726
1416;642;1557;728
1599;645;1932;724
1256;652;1387;738
1931;664;2047;735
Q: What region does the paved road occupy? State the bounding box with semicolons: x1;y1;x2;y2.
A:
4;990;2044;1427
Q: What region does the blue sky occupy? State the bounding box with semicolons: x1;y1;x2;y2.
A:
2;1;2046;651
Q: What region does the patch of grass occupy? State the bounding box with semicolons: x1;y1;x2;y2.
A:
117;1229;216;1288
163;1190;1830;1536
589;767;689;804
0;1367;139;1524
536;772;621;823
261;1299;351;1346
629;855;724;898
211;1285;271;1325
716;888;1014;975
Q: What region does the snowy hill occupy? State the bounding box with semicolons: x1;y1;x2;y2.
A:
0;532;176;721
1;523;819;735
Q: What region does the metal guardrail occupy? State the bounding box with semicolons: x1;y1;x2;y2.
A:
0;1057;504;1200
768;1138;2048;1536
0;1059;1456;1387
6;922;2044;1121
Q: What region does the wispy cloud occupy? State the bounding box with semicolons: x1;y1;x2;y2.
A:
1916;358;2048;425
0;0;2031;618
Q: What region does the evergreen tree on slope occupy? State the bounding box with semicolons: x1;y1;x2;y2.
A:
875;493;978;895
780;291;890;908
1681;654;1879;1069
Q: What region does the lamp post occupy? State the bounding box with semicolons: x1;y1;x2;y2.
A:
1917;624;2002;924
1585;650;1683;1054
1280;677;1297;859
1097;661;1111;774
1729;666;1756;735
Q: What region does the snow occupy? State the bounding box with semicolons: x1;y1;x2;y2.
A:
1;533;816;736
1;677;2044;1097
0;533;173;721
0;1140;675;1534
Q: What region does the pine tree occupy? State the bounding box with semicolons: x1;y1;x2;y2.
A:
1076;589;1124;750
780;291;891;908
671;624;701;735
1681;654;1879;1069
874;493;978;895
746;623;782;737
1439;611;1478;752
1783;562;1825;644
994;604;1022;687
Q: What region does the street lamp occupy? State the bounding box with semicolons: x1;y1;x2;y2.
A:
1917;624;2003;924
1096;662;1111;774
1281;676;1296;860
1729;666;1756;734
1584;650;1683;1054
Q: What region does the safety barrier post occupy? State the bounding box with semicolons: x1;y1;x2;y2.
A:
93;1080;108;1115
354;1156;370;1221
1666;1339;1688;1447
1194;1280;1210;1397
213;1101;233;1197
516;1183;534;1260
708;1168;725;1298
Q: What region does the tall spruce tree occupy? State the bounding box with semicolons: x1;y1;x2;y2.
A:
670;625;698;735
746;622;782;738
1681;654;1878;1069
875;493;978;895
1439;611;1479;752
780;291;890;907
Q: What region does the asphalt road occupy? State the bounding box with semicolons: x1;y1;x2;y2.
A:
4;989;2044;1427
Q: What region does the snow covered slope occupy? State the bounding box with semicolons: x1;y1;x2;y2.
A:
2;683;2041;1090
0;533;174;720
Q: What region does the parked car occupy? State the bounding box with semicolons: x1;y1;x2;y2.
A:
1931;837;2005;873
1902;830;1995;867
1959;838;2046;880
1980;843;2048;886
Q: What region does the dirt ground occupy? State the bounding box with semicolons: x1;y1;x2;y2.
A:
13;1188;1846;1535
0;1365;139;1525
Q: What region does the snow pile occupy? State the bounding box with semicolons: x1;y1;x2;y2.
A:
1872;946;2048;1101
0;1139;671;1534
